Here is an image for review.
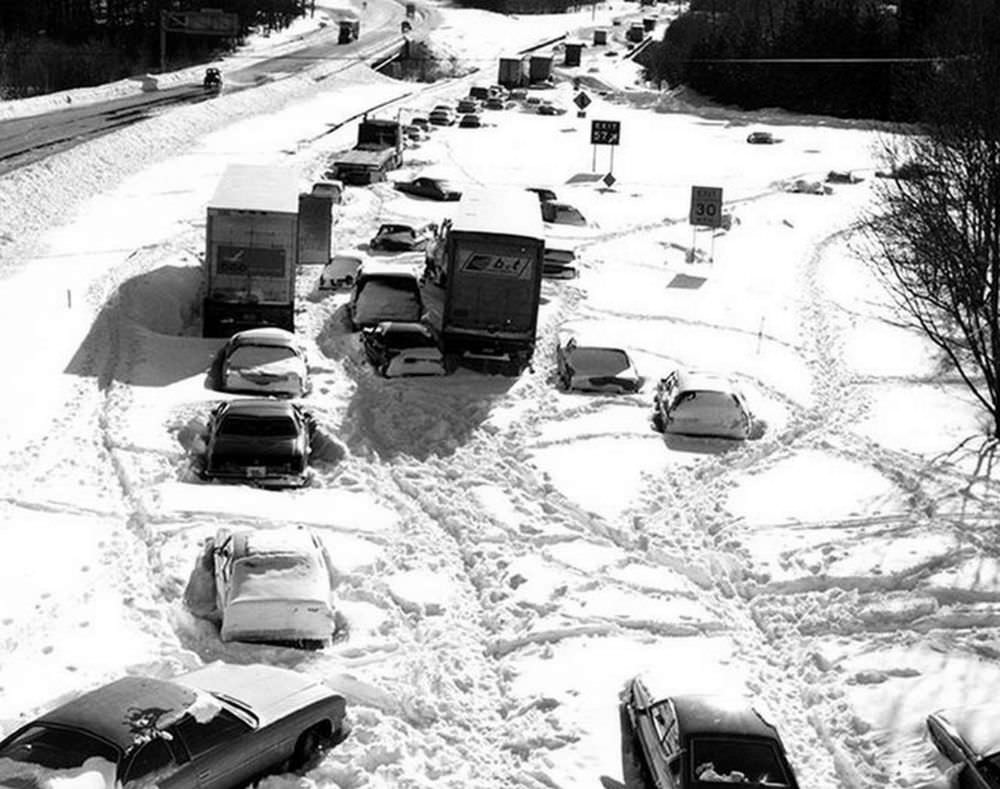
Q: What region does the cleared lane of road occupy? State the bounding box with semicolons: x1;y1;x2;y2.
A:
0;0;409;174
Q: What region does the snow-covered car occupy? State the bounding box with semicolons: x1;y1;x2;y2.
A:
485;95;508;110
620;678;800;789
543;244;578;279
875;161;941;181
370;222;433;251
201;399;314;487
404;124;429;142
219;327;310;398
361;321;447;377
348;264;425;330
542;201;588;226
207;526;337;646
652;369;754;440
926;707;1000;789
319;253;365;290
825;169;864;184
555;330;642;393
311;179;344;203
746;130;775;144
785;178;833;195
0;663;347;789
458;113;483;128
393;176;462;201
409;115;431;131
456;98;480;114
536;100;567;116
428;106;455;126
526;186;558;203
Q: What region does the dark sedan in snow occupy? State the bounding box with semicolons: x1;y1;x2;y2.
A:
369;223;433;252
393;177;462;202
201;399;314;487
555;330;641;393
0;663;347;789
361;321;446;377
620;678;799;789
927;707;1000;789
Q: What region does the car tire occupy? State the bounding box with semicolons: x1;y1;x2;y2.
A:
291;725;324;771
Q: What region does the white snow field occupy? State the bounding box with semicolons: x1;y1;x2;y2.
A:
0;0;996;787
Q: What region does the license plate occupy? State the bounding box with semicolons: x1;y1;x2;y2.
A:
246;466;266;478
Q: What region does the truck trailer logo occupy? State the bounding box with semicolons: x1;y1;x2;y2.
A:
460;252;531;278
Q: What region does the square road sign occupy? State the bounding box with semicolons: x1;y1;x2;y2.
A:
689;185;723;228
590;119;621;146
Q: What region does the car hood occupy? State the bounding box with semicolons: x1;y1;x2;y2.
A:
177;663;335;725
226;357;306;382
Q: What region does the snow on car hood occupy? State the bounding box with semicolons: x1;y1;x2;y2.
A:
0;756;116;789
227;356;305;380
229;552;329;605
177;663;333;724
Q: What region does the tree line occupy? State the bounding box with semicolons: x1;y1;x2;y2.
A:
0;0;308;97
638;0;997;121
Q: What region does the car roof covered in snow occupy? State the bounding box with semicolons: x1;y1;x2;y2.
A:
208;164;299;215
358;260;421;279
675;369;738;394
219;398;300;418
670;695;782;741
37;676;196;753
375;321;435;336
231;526;318;559
229;327;297;347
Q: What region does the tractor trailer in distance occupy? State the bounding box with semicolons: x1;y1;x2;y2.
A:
433;189;545;374
203;164;300;338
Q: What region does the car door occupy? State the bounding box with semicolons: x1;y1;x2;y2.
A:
634;699;681;789
121;737;190;789
171;710;259;789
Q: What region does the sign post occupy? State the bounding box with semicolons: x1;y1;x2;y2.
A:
590;119;621;177
688;185;723;263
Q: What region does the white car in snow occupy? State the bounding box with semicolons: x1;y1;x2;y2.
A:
219;327;310;398
652;369;755;440
209;526;338;647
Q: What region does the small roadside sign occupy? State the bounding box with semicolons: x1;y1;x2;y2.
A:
574;91;592;110
590;119;621;146
689;185;723;228
603;173;616;188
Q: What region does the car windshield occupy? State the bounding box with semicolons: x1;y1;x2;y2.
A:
384;328;435;349
231;552;321;596
0;725;118;770
568;347;630;375
228;345;297;368
219;414;298;438
356;280;422;324
691;738;790;786
674;390;741;413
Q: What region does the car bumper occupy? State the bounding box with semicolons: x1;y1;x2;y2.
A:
201;468;311;488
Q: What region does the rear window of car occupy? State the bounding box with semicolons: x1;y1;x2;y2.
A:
673;390;741;412
568;347;629;375
384;328;434;349
691;738;790;786
219;415;298;438
0;725;118;770
227;345;297;368
356;280;422;323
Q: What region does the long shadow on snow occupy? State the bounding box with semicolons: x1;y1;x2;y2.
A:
64;265;219;388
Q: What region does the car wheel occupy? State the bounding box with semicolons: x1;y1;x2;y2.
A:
291;725;324;770
377;362;390;377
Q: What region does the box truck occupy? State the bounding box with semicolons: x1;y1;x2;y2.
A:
203;165;299;337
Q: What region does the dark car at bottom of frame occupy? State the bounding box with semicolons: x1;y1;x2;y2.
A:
620;678;800;789
201;399;314;488
0;662;347;789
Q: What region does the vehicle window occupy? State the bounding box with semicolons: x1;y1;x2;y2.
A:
123;738;174;784
356;281;423;323
380;225;412;235
568;347;629;375
219;415;298;438
690;738;790;786
0;725;118;770
389;330;434;349
673;390;738;412
172;710;251;758
227;345;297;368
230;552;320;597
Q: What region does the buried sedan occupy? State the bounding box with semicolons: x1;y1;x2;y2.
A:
652;369;755;440
0;663;347;789
620;678;800;789
200;399;315;487
218;327;309;398
555;330;642;393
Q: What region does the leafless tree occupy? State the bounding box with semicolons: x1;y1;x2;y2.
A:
866;34;1000;440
